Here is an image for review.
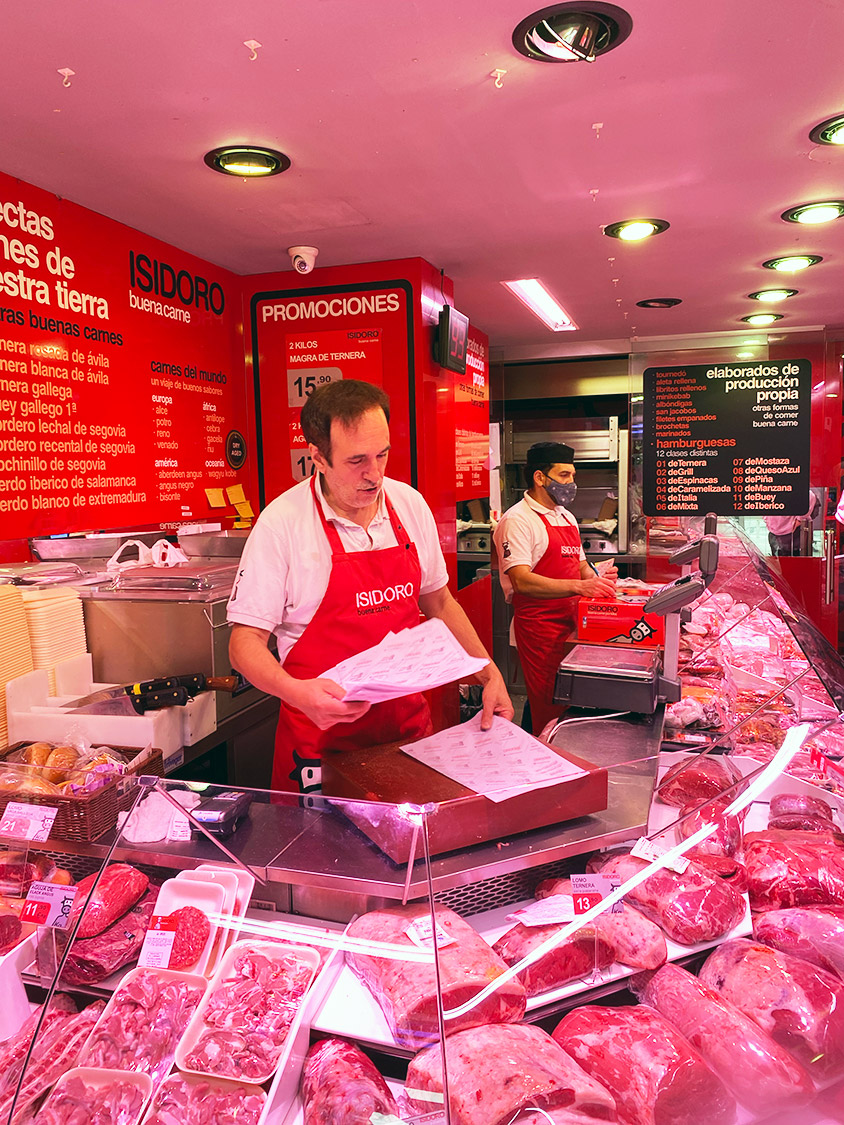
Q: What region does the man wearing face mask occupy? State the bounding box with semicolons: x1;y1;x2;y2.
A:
494;442;617;736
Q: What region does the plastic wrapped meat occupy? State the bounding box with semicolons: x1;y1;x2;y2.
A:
492;917;615;996
68;864;149;939
36;1074;146;1125
534;879;667;970
681;853;747;892
552;1005;736;1125
753;906;844;981
146;1074;265;1125
768;812;839;833
770;792;835;820
302;1039;400;1125
0;851;56;897
676;799;742;857
406;1022;617;1125
699;938;844;1080
635;963;814;1114
597;853;746;945
656;755;741;807
345;904;526;1049
80;969;205;1084
743;829;844;910
664;697;706;730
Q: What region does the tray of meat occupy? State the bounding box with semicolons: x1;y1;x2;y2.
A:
141;1072;266;1125
78;967;206;1087
36;1067;152;1125
145;877;225;975
175;940;319;1085
175;865;251;967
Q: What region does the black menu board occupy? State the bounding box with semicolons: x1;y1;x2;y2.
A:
643;359;811;516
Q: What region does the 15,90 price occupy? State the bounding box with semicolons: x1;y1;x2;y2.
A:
286;368;342;407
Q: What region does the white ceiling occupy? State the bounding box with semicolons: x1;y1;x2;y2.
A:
4;0;844;359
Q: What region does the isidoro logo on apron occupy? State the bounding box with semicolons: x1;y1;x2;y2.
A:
355;582;414;612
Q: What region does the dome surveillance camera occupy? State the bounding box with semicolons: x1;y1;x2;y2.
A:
288;245;319;274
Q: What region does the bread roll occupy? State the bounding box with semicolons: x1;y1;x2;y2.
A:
43;746;79;784
22;742;52;767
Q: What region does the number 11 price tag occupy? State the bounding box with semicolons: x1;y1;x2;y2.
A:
20;882;77;930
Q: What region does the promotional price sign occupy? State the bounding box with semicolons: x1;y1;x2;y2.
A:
569;873;623;914
455;328;489;501
642;360;811;516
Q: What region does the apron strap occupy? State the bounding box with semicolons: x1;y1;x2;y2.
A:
311;473;412;553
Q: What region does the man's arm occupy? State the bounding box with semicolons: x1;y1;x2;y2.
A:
507;564;616;600
417;584;514;728
229;623;370;730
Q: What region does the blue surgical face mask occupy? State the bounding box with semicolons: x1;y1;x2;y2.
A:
544;475;577;507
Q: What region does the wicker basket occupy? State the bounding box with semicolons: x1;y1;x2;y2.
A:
0;743;164;842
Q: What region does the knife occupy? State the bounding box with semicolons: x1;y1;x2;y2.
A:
66;674;238;712
73;685;192;716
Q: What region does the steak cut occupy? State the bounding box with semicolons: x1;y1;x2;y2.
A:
43;884;157;985
657;755;741;808
302;1038;400;1125
492;918;615;996
68;863;149;939
753;905;844;981
743;829;844;911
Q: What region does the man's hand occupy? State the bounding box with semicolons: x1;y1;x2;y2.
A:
579;573;617;598
284;677;371;730
479;666;515;730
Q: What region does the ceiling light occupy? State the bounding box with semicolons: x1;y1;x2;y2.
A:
762;254;822;272
604;218;669;241
748;288;797;302
501;278;578;330
636;297;681;308
512;3;632;63
736;350;755;359
204;146;290;177
781;200;844;225
810;114;844;146
741;313;783;327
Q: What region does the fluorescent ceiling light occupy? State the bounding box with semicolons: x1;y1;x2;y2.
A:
501;279;578;331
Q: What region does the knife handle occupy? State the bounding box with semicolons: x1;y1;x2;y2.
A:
128;686;191;714
132;677;179;694
172;674;238;695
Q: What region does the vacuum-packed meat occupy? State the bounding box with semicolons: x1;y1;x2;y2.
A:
677;800;742;857
596;853;746;945
552;1004;736;1125
770;792;834;820
492;919;615;995
146;1074;265;1125
743;829;844;911
302;1038;400;1125
753;906;844;981
656;755;741;807
406;1022;617;1125
346;904;526;1049
699;937;844;1080
68;864;149;939
0;852;56;897
635;962;814;1114
681;853;747;891
35;1074;146;1125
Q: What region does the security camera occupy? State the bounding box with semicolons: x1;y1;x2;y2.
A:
288;245;319;274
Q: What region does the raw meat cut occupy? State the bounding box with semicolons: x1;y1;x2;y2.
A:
656;755;741;807
0;909;22;955
302;1038;400;1124
753;906;844;981
743;829;844;910
345;903;526;1049
681;853;747;891
0;852;56;897
68;864;149;939
552;1004;736;1125
768;812;838;833
35;1074;146;1125
406;1022;617;1125
492;917;615;996
183;943;316;1082
770;792;834;820
166;905;210;970
677;800;742;856
80;968;205;1085
596;852;746;944
146;1074;265;1125
635;962;814;1114
699;938;844;1080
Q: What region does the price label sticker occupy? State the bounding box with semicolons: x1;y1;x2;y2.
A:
167;813;192;842
404;917;457;950
0;802;59;843
507;894;576;927
20;882;77;929
631;836;690;874
570;872;625;914
138;914;178;968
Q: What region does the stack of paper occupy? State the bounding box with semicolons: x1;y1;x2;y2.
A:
0;586;34;746
401;712;588;802
21;587;87;694
321;617;489;704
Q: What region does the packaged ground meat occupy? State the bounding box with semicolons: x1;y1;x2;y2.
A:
635;962;814;1114
743;829;844;911
552;1004;736;1125
68;864;149;939
406;1022;617;1125
302;1039;400;1125
346;903;526;1049
753;905;844;981
699;938;844;1080
657;755;741;808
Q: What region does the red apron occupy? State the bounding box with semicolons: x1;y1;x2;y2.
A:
272;476;432;793
512;509;582;736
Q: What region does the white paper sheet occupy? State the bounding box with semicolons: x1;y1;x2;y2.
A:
321;617;488;703
400;713;588;802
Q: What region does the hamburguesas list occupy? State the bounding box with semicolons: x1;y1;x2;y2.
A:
642;360;811;516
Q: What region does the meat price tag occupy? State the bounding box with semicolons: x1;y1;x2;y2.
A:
167;813;192;841
0;802;59;843
20;882;77;929
404;917;457;949
570;873;624;914
506;894;576;926
631;836;690;873
138;914;179;968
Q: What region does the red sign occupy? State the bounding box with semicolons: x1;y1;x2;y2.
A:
455;327;489;500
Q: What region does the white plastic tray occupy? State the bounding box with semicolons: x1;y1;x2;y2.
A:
41;1066;153;1125
175;868;242;972
148;877;226;975
140;1072;266;1125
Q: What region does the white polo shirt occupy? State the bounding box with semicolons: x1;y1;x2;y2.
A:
227;475;449;663
493;491;585;602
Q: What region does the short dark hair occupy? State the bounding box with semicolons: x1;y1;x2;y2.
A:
301;380;391;463
524;441;575;487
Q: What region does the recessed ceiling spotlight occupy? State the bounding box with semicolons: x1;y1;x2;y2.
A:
512;2;632;63
636;297;682;308
762;254;822;272
204;146;290;177
736;350;756;359
604;218;669;241
781;200;844;225
501;278;578;330
741;313;783;327
748;288;797;302
810;114;844;146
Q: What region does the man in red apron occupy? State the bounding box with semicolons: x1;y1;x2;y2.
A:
493;442;617;736
228;380;513;792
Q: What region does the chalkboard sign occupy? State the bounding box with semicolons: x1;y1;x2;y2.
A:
642;359;811;516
